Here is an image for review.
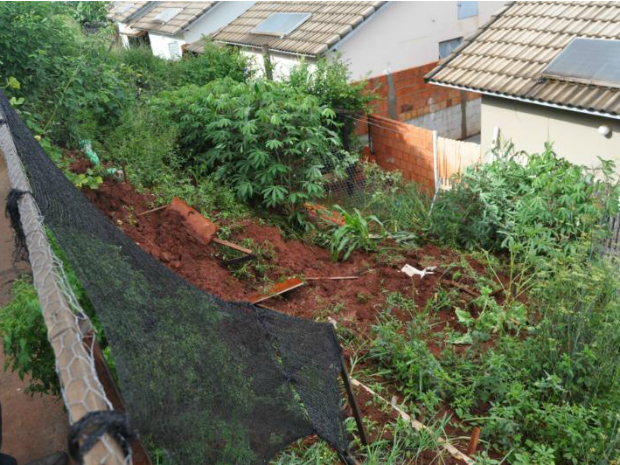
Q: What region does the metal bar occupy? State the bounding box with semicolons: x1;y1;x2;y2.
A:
340;357;368;448
0;112;128;464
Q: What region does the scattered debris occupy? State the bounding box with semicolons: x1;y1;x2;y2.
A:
467;427;481;456
249;277;306;305
303;202;346;226
137;204;168;216
212;237;253;255
169;197;254;257
400;264;436;278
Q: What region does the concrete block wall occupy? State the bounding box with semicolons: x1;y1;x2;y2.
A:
366;114;435;193
406;97;481;139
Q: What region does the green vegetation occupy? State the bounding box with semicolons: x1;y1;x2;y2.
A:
152;78;352;214
2;2;620;464
429;142;619;255
0;278;58;395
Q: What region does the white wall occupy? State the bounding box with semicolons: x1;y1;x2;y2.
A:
241;50;315;80
149;33;185;60
118;22;133;48
481;95;620;170
333;1;505;79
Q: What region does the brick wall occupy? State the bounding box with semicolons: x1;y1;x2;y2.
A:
357;61;480;138
365;114;436;193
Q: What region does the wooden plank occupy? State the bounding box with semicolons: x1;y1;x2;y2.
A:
350;379;474;464
212;237;253;255
249;278;305;304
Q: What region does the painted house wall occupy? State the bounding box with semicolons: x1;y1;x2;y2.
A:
242;50;316;79
148;2;255;59
149;32;185;60
118;22;131;48
481;95;620;169
334;1;505;80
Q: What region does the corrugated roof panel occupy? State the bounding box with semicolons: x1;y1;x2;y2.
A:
425;1;620;117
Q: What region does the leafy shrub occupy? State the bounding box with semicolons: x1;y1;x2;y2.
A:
288;57;375;151
369;251;620;463
429;143;619;256
0;278;59;396
329;162;431;234
326;206;385;261
103;103;179;189
152;175;249;222
170;40;252;87
152;78;354;214
0;3;135;144
116;40;251;96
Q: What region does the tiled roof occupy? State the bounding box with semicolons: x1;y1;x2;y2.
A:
129;2;217;36
425;1;620;118
211;1;384;57
106;1;149;23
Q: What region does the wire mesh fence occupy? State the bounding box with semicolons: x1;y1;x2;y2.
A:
0;109;129;464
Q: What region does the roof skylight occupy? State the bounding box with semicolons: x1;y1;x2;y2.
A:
153;7;182;24
541;38;620;89
251;13;311;38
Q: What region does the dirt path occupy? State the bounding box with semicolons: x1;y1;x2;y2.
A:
0;153;69;462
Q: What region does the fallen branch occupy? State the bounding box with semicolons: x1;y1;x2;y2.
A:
350;379;474;464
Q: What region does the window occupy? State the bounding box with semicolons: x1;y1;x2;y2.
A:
439;37;463;59
541;38;620;89
251;13;311;38
457;1;478;19
168;41;182;59
153;7;182;24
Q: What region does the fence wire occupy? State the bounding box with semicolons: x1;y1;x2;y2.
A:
0;111;129;465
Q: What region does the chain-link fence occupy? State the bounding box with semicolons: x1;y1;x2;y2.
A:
0;109;129;464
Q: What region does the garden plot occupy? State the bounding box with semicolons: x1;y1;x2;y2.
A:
82;174;516;463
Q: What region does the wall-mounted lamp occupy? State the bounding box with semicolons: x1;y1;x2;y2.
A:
598;124;612;137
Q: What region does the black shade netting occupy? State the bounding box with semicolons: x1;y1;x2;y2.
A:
0;90;349;464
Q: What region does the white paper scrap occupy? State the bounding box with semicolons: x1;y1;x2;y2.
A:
400;264;436;278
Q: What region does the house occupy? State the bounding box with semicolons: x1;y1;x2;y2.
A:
127;1;255;60
208;1;504;140
209;1;503;79
425;1;620;168
107;1;154;48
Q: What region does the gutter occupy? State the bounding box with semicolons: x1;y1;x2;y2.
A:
216;40;317;59
427;80;620;121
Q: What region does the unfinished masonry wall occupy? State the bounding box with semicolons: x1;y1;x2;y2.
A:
358;62;481;139
365;114;482;193
366;114;436;193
